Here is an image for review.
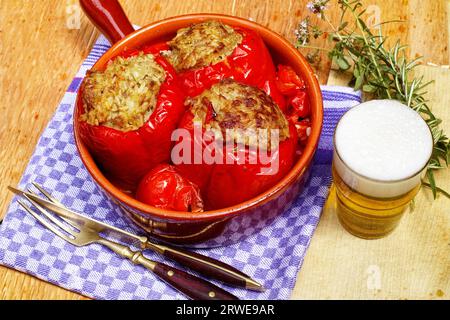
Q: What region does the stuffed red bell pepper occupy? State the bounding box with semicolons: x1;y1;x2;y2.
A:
173;79;297;210
77;48;185;190
163;20;287;111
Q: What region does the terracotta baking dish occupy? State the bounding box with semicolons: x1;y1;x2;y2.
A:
74;0;323;247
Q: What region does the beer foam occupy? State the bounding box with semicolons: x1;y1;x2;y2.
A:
334;100;433;198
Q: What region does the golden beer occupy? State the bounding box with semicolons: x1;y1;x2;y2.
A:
332;100;433;239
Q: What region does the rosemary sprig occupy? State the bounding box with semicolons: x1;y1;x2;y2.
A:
296;0;450;199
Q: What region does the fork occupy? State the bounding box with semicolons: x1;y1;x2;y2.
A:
17;193;238;300
8;184;264;291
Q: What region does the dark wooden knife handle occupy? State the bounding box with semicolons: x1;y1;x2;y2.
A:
97;238;237;300
163;247;248;288
79;0;135;44
153;262;239;300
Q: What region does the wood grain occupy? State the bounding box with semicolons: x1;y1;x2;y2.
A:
0;0;449;300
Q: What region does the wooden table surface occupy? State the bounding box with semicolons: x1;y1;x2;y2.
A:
0;0;449;300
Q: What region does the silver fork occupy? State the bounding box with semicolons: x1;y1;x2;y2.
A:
9;184;264;291
17;191;238;300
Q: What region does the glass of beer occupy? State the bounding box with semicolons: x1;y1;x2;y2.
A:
332;100;433;239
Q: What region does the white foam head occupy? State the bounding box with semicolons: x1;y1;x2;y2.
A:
334;100;433;198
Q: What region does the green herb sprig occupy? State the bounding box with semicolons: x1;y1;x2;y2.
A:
296;0;450;199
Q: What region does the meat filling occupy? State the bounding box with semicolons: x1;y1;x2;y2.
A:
186;79;290;149
80;53;166;132
166;20;243;72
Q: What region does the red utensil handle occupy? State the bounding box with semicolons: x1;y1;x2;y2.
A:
79;0;135;44
153;262;239;300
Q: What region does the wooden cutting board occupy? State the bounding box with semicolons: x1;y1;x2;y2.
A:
0;0;448;299
294;65;450;300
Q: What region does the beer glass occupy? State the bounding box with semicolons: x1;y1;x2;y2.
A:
332;100;433;239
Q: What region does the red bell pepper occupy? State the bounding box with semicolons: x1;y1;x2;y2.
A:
173;80;298;210
205;123;298;209
173;26;287;112
136;164;204;212
174;119;298;209
77;46;185;191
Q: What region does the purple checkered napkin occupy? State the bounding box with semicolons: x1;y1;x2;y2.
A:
0;34;361;300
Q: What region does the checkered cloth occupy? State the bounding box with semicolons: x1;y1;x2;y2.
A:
0;34;361;300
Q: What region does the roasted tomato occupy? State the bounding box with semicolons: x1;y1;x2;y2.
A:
77;46;185;191
288;91;310;118
136;164;204;212
293;118;311;145
163;20;287;111
275;64;305;96
276;65;311;146
173;79;297;209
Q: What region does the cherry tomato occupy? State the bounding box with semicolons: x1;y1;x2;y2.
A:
136;164;204;212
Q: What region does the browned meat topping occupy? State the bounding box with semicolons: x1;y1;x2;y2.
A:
80;53;166;132
165;20;243;72
186;79;290;149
